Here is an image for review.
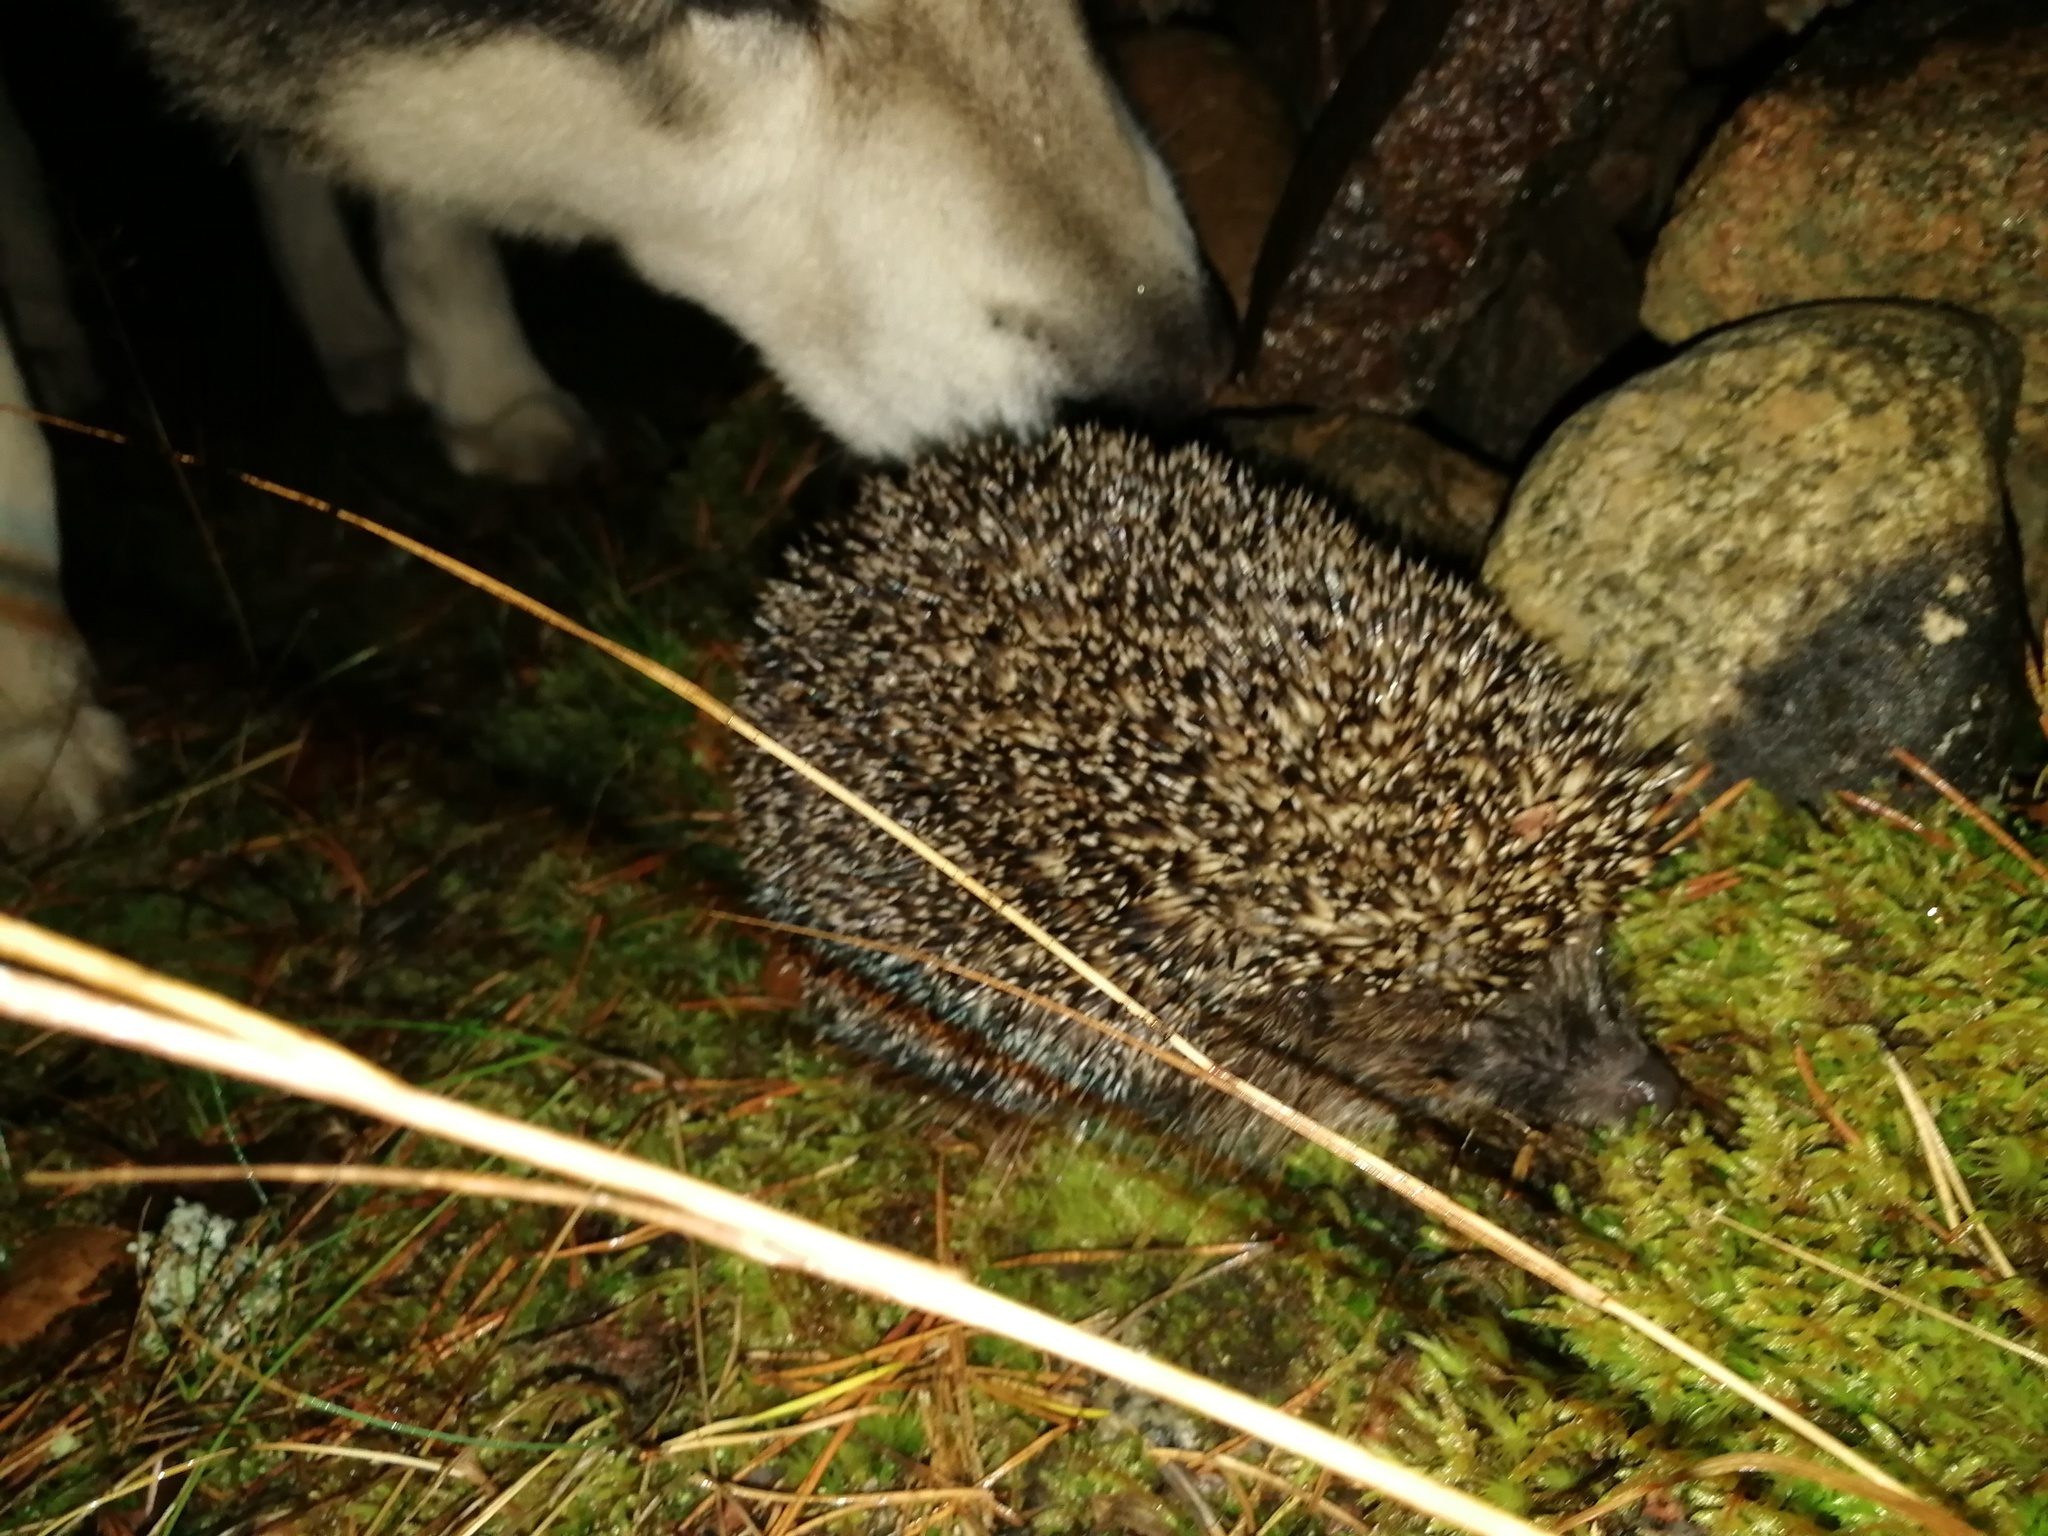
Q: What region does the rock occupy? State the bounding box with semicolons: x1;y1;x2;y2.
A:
1643;1;2048;403
1422;183;1654;462
1223;410;1505;564
1650;0;2048;636
1213;0;1389;122
1237;0;1721;457
1113;28;1298;315
2008;403;2048;631
1761;0;1857;30
1485;302;2032;803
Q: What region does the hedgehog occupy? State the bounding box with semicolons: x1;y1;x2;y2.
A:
730;426;1691;1152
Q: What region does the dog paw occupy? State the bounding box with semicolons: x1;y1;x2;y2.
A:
0;621;130;850
0;702;131;849
442;390;599;484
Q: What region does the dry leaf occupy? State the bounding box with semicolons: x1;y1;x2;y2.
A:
0;1225;133;1346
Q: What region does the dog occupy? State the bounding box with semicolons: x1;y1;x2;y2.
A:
0;0;1231;844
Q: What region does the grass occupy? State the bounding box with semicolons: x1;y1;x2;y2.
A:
1;394;2046;1534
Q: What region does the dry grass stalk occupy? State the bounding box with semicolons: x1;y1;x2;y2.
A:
255;1441;450;1474
723;909;1905;1483
1706;1212;2046;1371
0;955;1548;1536
1884;1054;2017;1279
98;736;306;834
1555;1451;1978;1536
275;512;1909;1492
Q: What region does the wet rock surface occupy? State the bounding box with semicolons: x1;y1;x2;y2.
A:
1228;0;1763;465
1485;302;2032;803
1223;410;1504;564
1244;0;1680;413
1642;0;2048;620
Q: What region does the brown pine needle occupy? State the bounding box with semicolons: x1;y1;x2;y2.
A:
1793;1043;1865;1150
709;1483;996;1513
1152;1450;1373;1536
1647;762;1715;826
1836;788;2028;895
756;1324;965;1384
1656;777;1755;855
978;1422;1073;1490
766;1405;865;1536
1680;868;1742;901
1836;790;1959;852
1891;747;2048;889
1208;1374;1334;1461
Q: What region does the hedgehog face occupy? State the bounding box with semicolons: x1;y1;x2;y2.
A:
1453;940;1679;1129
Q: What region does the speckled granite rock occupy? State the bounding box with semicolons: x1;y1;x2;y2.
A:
1224;411;1505;565
1643;1;2048;402
1485;302;2032;802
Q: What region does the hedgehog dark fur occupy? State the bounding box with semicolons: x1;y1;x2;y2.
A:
732;427;1691;1151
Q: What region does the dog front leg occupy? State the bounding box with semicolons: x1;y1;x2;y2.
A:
0;80;98;413
377;197;596;484
0;323;129;847
244;139;407;415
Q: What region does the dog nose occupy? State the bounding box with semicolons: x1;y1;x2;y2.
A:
1101;268;1236;420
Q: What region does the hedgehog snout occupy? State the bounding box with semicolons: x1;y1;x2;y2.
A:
1553;1036;1681;1128
1459;938;1682;1129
